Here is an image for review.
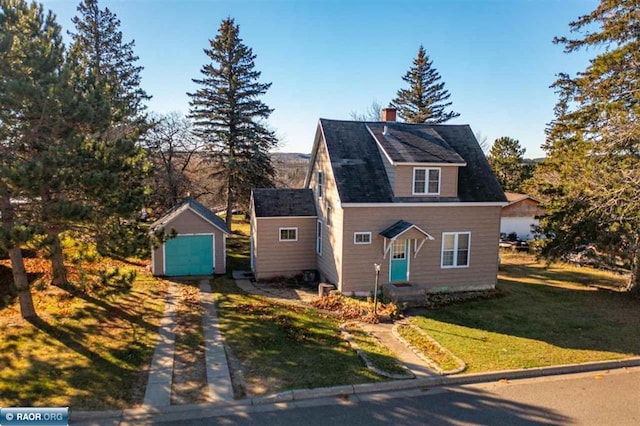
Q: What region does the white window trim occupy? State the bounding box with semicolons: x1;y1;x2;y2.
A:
412;167;441;195
316;220;323;255
317;171;324;199
353;232;372;245
278;227;298;242
326;204;332;227
441;232;471;268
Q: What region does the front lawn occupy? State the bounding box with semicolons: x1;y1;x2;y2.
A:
410;252;639;373
211;278;382;396
0;247;167;409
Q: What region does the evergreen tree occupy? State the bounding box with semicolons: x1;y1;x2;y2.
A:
188;18;277;227
488;137;528;192
55;0;151;260
390;46;459;124
0;0;67;317
534;0;640;294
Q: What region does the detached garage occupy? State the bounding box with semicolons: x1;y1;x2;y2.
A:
151;198;231;276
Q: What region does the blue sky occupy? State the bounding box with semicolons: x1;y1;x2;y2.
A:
42;0;599;158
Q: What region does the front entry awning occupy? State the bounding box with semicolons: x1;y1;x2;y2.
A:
381;220;435;259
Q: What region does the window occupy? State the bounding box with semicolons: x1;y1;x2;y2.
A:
441;232;470;268
413;167;440;195
392;239;406;259
354;232;372;244
326;204;332;226
317;171;324;198
279;227;298;242
316;220;323;255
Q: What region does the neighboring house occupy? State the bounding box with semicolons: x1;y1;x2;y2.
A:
151;198;231;277
250;108;507;296
501;192;545;240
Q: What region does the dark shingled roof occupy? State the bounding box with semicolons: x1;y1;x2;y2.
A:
367;123;466;164
318;119;506;203
152;198;231;235
320;119;394;203
380;220;414;239
252;188;317;217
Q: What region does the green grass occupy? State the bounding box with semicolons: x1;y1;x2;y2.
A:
212;277;382;395
410;252;639;374
343;324;409;376
226;216;250;273
396;324;461;371
0;263;167;409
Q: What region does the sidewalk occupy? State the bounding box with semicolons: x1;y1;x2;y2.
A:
199;279;234;402
360;322;436;378
143;279;233;409
143;281;178;407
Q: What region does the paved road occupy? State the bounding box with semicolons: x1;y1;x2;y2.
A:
158;367;640;425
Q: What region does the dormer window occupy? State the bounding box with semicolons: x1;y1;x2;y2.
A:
413;167;440;195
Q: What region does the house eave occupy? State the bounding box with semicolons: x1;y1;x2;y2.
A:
341;202;508;208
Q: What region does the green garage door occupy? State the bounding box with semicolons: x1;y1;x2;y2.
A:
164;235;214;276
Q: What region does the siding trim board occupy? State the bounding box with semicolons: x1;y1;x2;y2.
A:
256;216;318;220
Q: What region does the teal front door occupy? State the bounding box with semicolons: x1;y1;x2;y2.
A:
390;239;409;282
164;235;214;276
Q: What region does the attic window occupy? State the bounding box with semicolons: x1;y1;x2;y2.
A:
413;167;440;195
317;171;324;198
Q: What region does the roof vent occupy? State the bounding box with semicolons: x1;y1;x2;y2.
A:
383;125;389;136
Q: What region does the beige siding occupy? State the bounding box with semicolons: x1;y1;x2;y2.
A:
341;205;501;294
152;208;227;275
502;198;545;218
253;217;317;280
394;165;459;197
307;137;343;288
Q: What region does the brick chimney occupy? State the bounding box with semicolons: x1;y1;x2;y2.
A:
381;107;397;122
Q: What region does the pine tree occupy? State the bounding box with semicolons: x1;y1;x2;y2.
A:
55;0;151;259
534;0;640;294
390;46;460;124
0;0;67;317
188;18;277;227
488;137;528;192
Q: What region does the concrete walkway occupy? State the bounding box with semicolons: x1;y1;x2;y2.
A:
143;281;178;407
360;322;436;378
199;279;234;402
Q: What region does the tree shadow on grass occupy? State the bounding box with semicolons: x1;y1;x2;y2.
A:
54;282;163;333
421;276;640;355
0;317;140;408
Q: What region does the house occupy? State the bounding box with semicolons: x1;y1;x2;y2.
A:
250;108;507;296
151;198;231;277
501;192;545;240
